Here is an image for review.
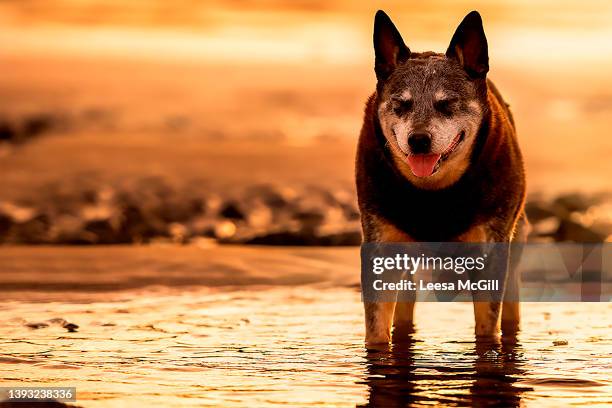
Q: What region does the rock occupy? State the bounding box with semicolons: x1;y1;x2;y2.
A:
214;220;237;240
80;204;114;222
315;228;362;246
291;194;330;229
84;218;118;244
51;215;96;244
121;177;204;225
0;112;65;145
530;216;560;237
25;322;49;329
168;222;188;244
225;192;275;229
2;177;608;247
293;209;326;228
44;318;79;333
9;213;51;244
63;322;79;332
118;204;167;243
580;220;612;240
553;193;600;213
188;216;217;237
0;202;36;223
78;203;123;244
219;201;246;220
234;219;362;246
22;113;57;139
0;119;15;142
525;200;557;222
330;188;360;220
0;212;12;240
47;318;68;325
555;219;607;242
159;195;203;223
202;193;223;215
244;184;296;209
245;202;273;228
569;203;612;237
35;180;98;216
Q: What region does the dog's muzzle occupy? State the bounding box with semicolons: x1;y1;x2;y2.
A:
430;131;466;174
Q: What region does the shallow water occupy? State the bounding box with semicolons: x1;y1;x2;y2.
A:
0;247;610;407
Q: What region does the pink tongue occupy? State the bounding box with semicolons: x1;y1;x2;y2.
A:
406;154;441;177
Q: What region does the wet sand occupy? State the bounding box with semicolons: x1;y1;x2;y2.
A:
0;245;359;298
0;246;610;407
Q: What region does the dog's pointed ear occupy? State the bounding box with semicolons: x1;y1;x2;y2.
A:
373;10;410;81
446;11;489;78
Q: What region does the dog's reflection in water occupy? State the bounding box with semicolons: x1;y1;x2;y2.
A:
360;336;530;407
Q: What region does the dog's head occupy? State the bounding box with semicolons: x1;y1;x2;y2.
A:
373;10;489;189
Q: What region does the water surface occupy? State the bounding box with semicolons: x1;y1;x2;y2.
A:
0;246;610;407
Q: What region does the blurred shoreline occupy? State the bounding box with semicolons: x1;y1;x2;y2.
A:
0;164;610;245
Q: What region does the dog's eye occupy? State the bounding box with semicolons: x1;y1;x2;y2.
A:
434;99;456;116
393;99;413;115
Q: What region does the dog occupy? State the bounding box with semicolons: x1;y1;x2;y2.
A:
356;10;527;345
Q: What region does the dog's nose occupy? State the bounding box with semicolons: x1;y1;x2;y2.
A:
407;132;432;154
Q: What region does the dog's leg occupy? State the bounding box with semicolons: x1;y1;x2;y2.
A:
363;217;414;345
392;269;415;341
365;302;396;345
392;301;415;342
458;225;503;339
501;250;521;335
502;215;528;335
501;279;520;335
473;301;502;338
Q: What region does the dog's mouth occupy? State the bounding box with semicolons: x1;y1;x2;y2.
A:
405;131;465;178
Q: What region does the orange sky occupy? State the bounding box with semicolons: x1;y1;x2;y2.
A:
1;0;611;67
